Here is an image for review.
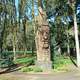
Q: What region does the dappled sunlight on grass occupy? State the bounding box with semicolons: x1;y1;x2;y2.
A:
53;56;76;72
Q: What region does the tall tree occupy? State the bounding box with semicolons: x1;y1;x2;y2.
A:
35;0;52;69
68;0;80;67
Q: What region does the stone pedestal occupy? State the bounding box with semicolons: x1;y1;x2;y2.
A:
36;61;52;70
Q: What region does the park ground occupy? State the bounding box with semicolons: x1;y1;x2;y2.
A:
0;65;80;80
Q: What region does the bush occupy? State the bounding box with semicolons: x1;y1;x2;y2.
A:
20;67;33;72
14;57;35;66
20;66;43;72
0;59;14;68
33;67;43;72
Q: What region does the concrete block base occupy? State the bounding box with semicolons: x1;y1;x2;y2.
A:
36;61;52;70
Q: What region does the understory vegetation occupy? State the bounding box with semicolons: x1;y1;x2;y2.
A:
13;55;75;72
0;0;80;73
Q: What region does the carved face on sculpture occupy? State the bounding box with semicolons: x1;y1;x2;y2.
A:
39;25;50;49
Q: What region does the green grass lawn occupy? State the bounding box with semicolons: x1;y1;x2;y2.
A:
53;55;76;72
17;55;76;73
14;57;35;66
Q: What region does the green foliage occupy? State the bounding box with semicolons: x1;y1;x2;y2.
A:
20;67;33;72
20;66;43;72
14;57;35;66
0;51;14;68
2;51;34;55
0;0;79;70
53;56;73;71
0;59;14;68
33;67;43;72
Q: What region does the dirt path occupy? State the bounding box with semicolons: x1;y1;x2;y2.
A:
0;70;80;80
0;64;80;80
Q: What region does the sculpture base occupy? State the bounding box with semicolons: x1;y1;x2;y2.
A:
36;60;52;70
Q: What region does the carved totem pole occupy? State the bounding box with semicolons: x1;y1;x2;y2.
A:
35;7;52;69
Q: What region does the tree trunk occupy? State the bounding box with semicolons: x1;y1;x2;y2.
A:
13;35;16;61
67;31;70;56
12;28;16;61
23;18;27;56
74;12;80;67
13;43;16;61
35;3;52;69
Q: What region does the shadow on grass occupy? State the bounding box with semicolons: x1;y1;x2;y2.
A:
0;64;21;74
69;56;77;67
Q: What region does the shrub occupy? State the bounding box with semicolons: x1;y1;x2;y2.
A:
33;67;43;72
20;66;43;72
20;67;33;72
53;56;73;71
14;57;35;66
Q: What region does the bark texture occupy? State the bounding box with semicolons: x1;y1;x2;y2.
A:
35;7;52;69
